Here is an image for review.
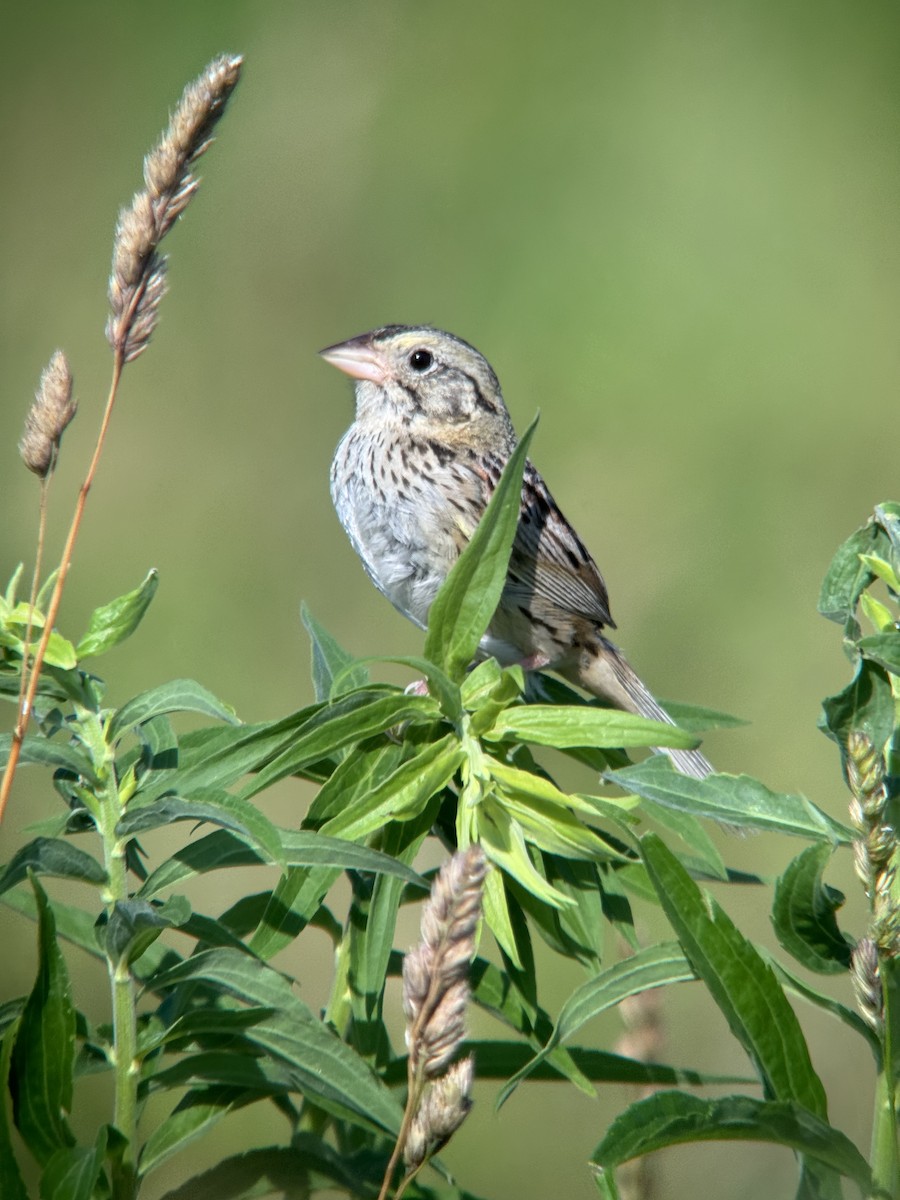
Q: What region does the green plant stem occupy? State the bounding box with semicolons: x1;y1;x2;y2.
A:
94;727;139;1200
871;957;899;1198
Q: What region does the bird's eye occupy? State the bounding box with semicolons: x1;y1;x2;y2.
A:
409;349;434;372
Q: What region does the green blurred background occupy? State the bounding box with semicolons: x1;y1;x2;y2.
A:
2;1;899;1196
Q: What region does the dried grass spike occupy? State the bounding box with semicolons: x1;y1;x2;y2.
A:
402;1055;475;1167
106;53;242;363
20;351;76;477
851;937;882;1032
402;844;487;1080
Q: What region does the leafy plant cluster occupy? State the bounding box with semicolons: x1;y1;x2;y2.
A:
1;438;899;1198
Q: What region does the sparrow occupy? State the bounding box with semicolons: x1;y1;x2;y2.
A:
323;325;712;779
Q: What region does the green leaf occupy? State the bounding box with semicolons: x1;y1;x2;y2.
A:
319;735;464;840
139;1087;249;1177
0;838;106;898
138;1007;276;1057
101;896;191;967
119;792;285;869
637;798;727;881
653;700;748;732
301;602;369;700
145;1050;295;1095
108;679;238;741
0;1024;28;1200
0;735;99;784
859;554;900;594
491;787;614;862
425;414;538;680
146;949;403;1135
480;864;521;967
11;876;76;1165
592;1093;871;1191
349;818;430;1048
536;858;607;966
152;1137;378;1200
875;501;900;556
772;845;853;974
305;738;408;827
487;704;698;750
818;520;885;629
641;834;828;1115
462;1040;749;1087
0;611;77;670
608;758;852;842
132;708;321;805
820;658;894;759
858;632;900;676
373;653;463;721
497;943;696;1105
766;956;878;1053
75;569;158;659
240;691;440;800
0;889;180;979
478;795;572;909
40;1128;107;1200
138;827;424;901
248;866;340;960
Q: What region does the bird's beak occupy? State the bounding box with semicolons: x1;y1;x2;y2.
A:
319;335;388;385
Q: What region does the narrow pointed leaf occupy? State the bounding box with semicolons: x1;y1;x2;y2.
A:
766;956;877;1053
139;1087;248;1177
108;679;238;741
146;949;402;1134
497;943;696;1104
301;602;369;700
488;705;697;750
0;736;98;784
818;519;885;627
820;658;894;757
638;798;727;880
11;877;76;1165
480;865;521;967
654;700;748;732
76;569;158;658
119;792;285;869
478;796;572;909
425;414;538;680
241;691;440;799
134;705;326;804
858;632;900;675
772;845;853;974
305;738;407;826
0;838;106;898
0;1025;28;1200
39;1128;107;1200
153;1137;377;1200
608;758;852;842
248;865;340;960
319;736;463;840
592;1093;871;1191
138;828;426;899
641;834;828;1115
493;789;614;861
101;896;191;967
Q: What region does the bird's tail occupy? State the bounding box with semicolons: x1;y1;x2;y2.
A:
571;638;714;780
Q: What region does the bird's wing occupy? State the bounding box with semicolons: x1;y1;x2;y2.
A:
506;462;615;629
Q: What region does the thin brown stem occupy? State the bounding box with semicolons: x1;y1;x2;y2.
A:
376;1058;426;1200
15;478;51;741
0;351;124;822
